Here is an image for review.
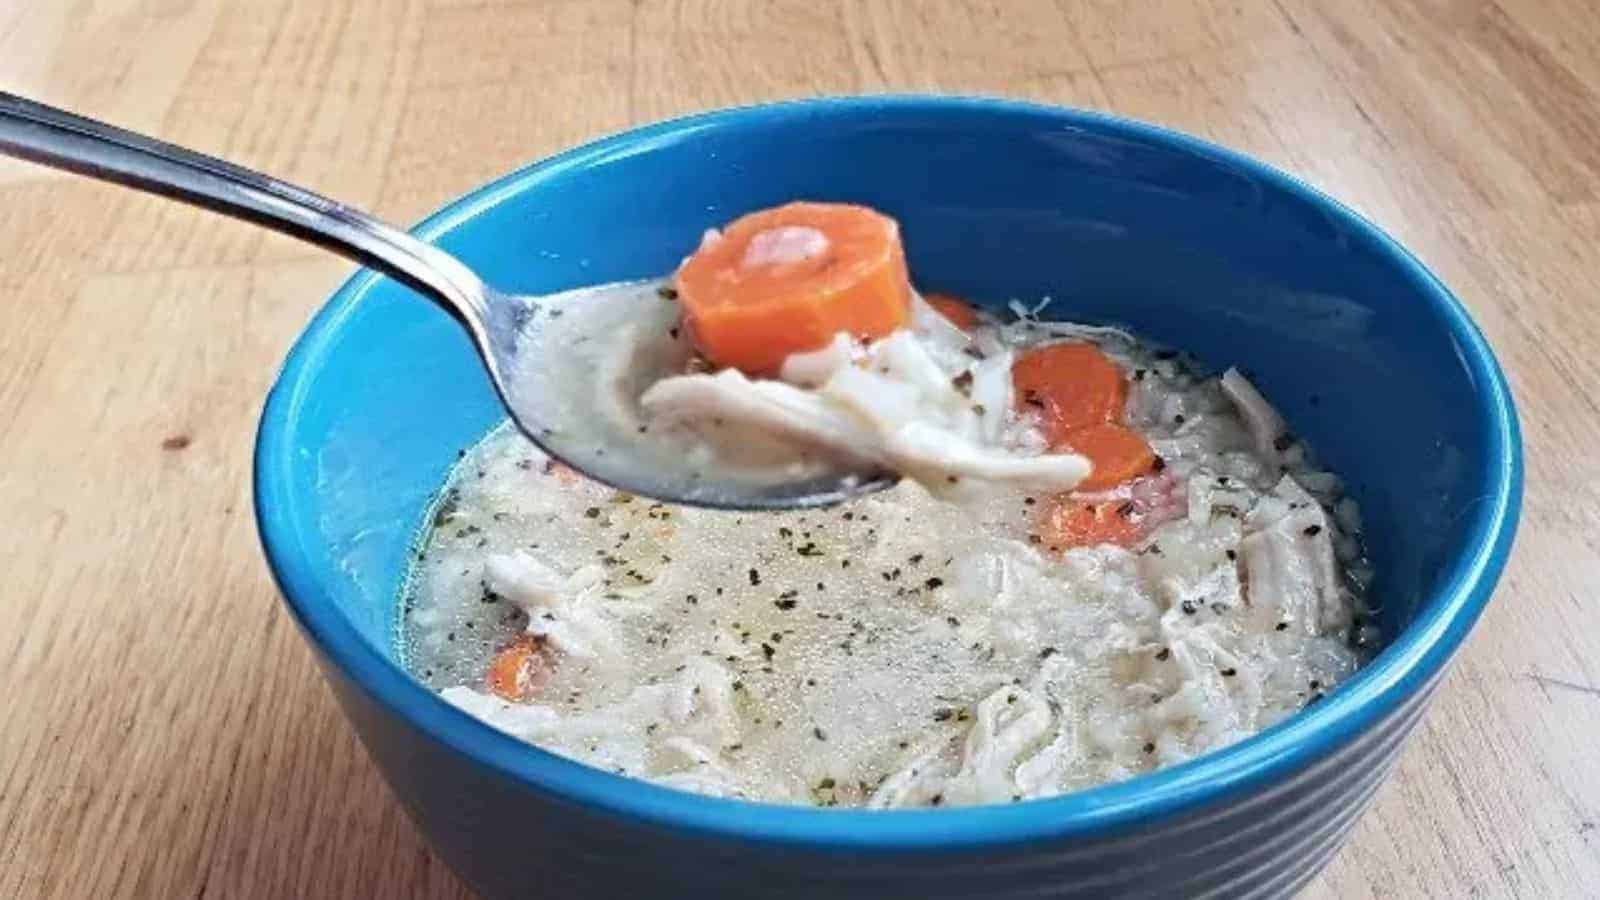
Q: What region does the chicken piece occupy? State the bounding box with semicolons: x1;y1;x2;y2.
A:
642;333;1091;492
942;687;1055;805
1220;367;1288;468
484;551;638;662
1239;476;1349;636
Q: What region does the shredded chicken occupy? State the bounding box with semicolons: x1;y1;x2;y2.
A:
1239;476;1349;636
641;317;1090;492
485;552;643;662
1220;367;1288;466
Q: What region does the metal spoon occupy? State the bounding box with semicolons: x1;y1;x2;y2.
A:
0;92;894;509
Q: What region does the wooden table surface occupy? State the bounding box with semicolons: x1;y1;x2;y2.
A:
3;1;1597;897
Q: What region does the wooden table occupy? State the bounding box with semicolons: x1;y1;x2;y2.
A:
3;1;1596;897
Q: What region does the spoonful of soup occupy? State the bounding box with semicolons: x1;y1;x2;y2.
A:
0;93;1097;509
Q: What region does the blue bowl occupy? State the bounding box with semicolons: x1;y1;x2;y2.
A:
255;97;1520;898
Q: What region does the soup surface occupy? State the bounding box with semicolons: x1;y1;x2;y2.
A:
402;290;1377;807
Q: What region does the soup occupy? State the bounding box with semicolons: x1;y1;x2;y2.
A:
400;206;1376;806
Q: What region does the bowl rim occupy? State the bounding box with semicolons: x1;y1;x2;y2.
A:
254;95;1522;850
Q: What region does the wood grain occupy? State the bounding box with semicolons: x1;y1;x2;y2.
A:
1;1;1595;897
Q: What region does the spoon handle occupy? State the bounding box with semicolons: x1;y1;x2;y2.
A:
0;91;492;322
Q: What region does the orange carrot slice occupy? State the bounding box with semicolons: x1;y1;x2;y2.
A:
924;293;981;331
1037;496;1143;549
486;636;548;702
675;202;911;374
1060;423;1157;491
1012;342;1128;445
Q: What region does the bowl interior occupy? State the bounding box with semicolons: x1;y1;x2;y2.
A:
256;98;1516;838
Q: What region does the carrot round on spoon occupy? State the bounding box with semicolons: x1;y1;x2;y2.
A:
674;202;911;375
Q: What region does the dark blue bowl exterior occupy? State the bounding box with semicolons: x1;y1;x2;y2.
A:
255;98;1521;899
